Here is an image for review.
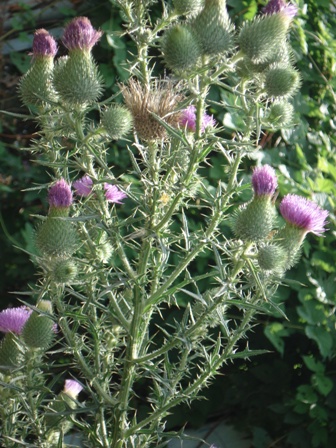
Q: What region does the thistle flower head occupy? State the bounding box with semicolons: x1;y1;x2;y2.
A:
252;165;277;197
263;0;298;20
63;379;83;399
104;184;127;204
73;175;93;197
191;0;234;56
121;78;184;141
161;24;201;73
179;105;216;133
62;16;102;52
48;179;73;208
32;29;58;59
279;194;328;236
0;307;32;334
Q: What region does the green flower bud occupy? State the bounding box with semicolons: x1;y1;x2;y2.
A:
238;42;292;78
53;55;68;79
192;0;234;56
267;101;294;126
19;29;58;108
233;166;278;242
238;13;289;64
264;64;301;98
275;226;302;269
19;58;56;108
0;333;23;371
53;51;103;106
22;301;55;349
233;198;277;242
161;24;201;73
173;0;204;16
50;258;78;284
257;243;287;272
101;104;133;140
35;211;78;258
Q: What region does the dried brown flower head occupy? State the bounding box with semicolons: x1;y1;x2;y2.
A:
120;79;184;142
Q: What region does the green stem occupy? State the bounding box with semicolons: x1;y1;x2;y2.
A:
137;242;253;362
126;297;260;438
54;295;117;408
146;149;244;311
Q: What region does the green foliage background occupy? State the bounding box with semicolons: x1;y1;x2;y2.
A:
0;0;335;446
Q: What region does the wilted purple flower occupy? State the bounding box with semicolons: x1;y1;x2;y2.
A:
280;194;328;236
252;165;277;197
63;379;83;399
263;0;298;20
179;105;216;133
104;184;127;204
48;179;73;208
62;17;102;52
73;175;93;197
32;29;58;59
0;307;32;334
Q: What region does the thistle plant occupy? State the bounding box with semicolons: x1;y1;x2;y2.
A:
0;1;330;447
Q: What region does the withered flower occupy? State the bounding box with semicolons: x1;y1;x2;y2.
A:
120;79;184;142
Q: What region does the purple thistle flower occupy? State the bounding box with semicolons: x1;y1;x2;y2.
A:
32;29;58;59
0;307;32;335
179;105;216;133
263;0;298;20
62;17;102;52
252;165;278;197
104;184;127;204
280;194;328;236
73;175;93;197
48;179;73;208
63;379;83;399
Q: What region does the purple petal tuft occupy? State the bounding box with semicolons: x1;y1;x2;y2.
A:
280;194;328;236
64;379;83;398
0;307;32;335
48;179;73;208
252;165;278;197
104;184;127;204
73;175;93;197
62;17;102;51
263;0;298;19
179;105;216;133
32;29;58;58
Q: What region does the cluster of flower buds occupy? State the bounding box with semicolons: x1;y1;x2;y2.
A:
0;301;56;371
162;0;234;74
233;165;328;274
0;303;83;435
19;17;103;108
162;0;299;128
36;176;128;277
20;17;136;140
237;0;300;126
